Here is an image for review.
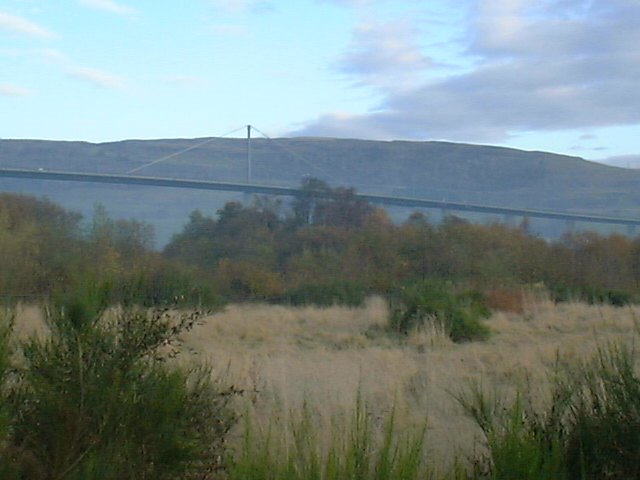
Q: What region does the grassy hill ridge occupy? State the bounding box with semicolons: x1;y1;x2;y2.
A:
1;137;639;243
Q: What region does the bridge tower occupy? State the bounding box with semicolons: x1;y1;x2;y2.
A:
244;125;253;205
246;124;252;185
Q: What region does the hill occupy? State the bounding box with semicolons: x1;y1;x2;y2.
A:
1;137;639;244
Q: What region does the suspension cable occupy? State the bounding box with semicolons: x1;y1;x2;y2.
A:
125;126;247;175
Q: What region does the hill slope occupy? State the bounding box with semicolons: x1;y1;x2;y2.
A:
1;137;639;243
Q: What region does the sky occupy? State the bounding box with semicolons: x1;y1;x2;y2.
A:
1;0;639;166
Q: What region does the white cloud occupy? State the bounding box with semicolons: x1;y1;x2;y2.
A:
337;20;432;91
0;11;55;38
579;133;597;141
77;0;136;15
597;155;640;169
0;82;32;97
296;0;640;143
67;66;125;89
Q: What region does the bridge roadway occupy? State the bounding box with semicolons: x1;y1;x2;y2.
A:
2;167;640;228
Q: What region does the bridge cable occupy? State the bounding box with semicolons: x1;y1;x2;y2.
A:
250;126;325;176
125;126;247;175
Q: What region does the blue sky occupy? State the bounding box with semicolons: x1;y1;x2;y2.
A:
1;0;639;166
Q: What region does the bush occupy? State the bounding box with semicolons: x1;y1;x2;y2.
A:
550;285;632;307
456;386;567;480
561;343;640;479
458;342;640;480
275;280;368;307
0;310;17;479
389;280;490;342
229;397;428;480
56;264;225;311
0;292;237;479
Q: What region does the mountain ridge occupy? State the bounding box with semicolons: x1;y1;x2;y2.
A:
1;137;639;244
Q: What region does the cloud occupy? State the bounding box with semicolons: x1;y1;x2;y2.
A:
337;20;432;91
579;133;597;141
295;0;640;143
0;82;32;97
67;66;125;89
597;155;640;169
1;46;126;93
77;0;136;15
0;11;55;38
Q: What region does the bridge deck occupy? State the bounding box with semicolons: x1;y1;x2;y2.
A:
1;167;639;227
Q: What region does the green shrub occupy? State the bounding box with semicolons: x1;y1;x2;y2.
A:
456;386;567;480
58;266;224;310
0;310;17;479
561;343;640;480
229;398;428;480
276;280;368;307
550;285;632;307
0;292;237;479
389;280;490;342
116;266;225;308
458;342;640;480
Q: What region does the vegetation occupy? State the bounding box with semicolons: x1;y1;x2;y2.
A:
0;289;236;479
457;342;640;480
5;137;640;242
3;282;640;478
3;185;640;312
389;280;490;342
230;399;429;480
3;184;640;478
0;194;220;307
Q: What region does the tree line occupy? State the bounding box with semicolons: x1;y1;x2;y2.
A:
2;179;640;308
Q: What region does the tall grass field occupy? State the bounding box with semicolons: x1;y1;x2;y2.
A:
6;293;640;478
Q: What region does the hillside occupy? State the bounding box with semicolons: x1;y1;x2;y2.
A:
1;137;639;244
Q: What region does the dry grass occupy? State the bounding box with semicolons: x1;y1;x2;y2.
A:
11;304;49;340
177;295;640;465
13;296;640;467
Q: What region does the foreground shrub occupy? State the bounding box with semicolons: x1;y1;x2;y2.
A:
389;280;490;342
230;399;428;480
456;386;566;480
0;293;237;479
459;342;640;480
561;343;640;479
0;310;17;479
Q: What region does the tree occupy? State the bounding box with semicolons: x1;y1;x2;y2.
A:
291;177;332;226
291;178;374;228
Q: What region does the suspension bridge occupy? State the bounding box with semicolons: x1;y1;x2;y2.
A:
1;126;639;235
